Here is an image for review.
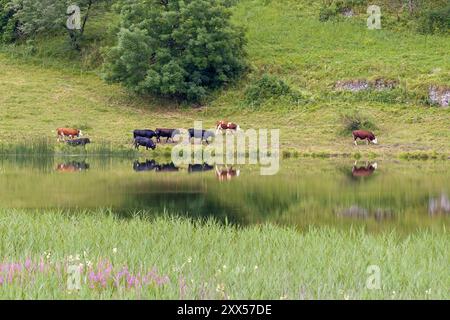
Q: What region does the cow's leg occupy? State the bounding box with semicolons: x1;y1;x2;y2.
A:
354;138;358;146
366;139;369;145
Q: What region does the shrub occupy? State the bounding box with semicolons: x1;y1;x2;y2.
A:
418;4;450;34
244;74;303;107
0;0;19;43
319;0;367;22
103;0;247;102
339;109;377;135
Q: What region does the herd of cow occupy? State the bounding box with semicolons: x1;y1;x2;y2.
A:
56;124;379;148
132;120;241;150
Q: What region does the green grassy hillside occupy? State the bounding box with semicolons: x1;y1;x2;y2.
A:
0;0;449;158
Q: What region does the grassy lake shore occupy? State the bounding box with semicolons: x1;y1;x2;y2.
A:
0;209;448;299
0;137;448;161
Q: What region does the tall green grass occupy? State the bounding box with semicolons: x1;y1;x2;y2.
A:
0;138;138;157
0;209;448;299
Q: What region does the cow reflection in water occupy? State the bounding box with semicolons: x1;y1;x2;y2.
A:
133;160;178;172
133;160;158;172
215;165;240;181
188;163;214;173
156;162;179;172
352;161;377;178
132;160;238;178
56;161;89;172
429;193;450;216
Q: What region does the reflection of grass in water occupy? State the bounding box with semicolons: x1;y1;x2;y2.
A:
0;138;55;155
0;209;448;299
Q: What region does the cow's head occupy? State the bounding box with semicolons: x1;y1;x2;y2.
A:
372;137;378;144
371;162;378;170
79;130;83;137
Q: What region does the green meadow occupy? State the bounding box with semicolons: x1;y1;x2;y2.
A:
0;0;449;158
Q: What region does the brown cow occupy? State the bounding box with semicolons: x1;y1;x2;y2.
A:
56;161;89;172
56;128;82;141
216;120;240;134
352;130;378;145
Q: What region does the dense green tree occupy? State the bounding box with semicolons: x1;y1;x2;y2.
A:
103;0;247;102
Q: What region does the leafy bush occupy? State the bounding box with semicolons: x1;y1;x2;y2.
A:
319;0;367;22
0;0;19;43
244;74;303;107
103;0;247;102
339;109;377;135
418;4;450;34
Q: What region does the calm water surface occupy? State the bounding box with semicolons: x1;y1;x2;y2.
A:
0;157;449;233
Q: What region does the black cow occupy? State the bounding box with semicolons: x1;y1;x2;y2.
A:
133;159;158;172
188;163;214;173
67;138;91;146
188;129;215;144
155;128;180;143
133;129;156;139
134;137;156;150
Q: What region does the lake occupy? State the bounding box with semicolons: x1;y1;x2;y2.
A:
0;156;448;233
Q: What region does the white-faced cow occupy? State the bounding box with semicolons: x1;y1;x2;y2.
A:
215;120;240;135
56;128;83;142
352;130;378;145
